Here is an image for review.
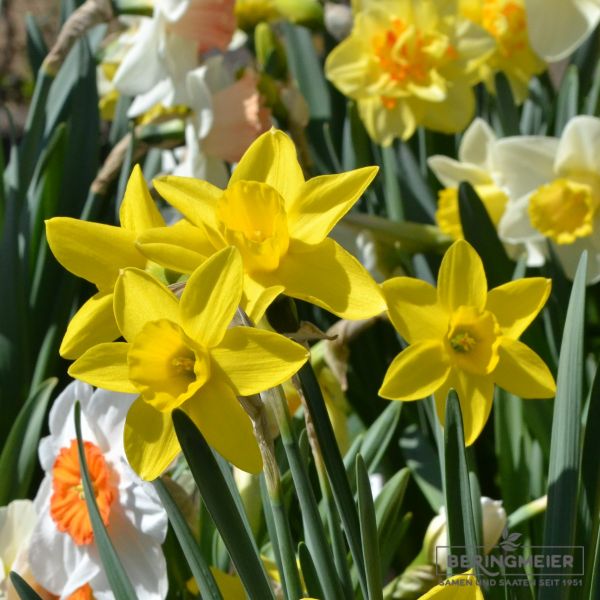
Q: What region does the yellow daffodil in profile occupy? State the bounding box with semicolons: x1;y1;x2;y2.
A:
459;0;545;103
45;165;165;359
324;0;494;144
379;240;555;445
419;571;483;599
137;129;386;322
68;247;309;480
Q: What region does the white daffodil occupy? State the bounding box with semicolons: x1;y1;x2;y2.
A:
113;0;237;118
0;500;38;600
425;497;507;571
29;381;168;600
495;115;600;283
428;118;509;241
524;0;600;61
170;58;270;184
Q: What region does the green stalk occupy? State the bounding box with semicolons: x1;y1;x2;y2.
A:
263;386;346;600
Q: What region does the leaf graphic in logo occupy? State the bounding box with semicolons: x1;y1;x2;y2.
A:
499;530;522;552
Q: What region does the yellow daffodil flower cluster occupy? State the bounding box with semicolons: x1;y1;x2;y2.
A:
325;0;546;144
46;129;555;484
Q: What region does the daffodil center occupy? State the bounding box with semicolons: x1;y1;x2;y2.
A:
50;440;117;546
446;306;500;375
528;177;599;244
217;180;290;272
128;319;211;412
481;0;528;58
372;18;457;109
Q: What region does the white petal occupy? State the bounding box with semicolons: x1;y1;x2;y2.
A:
555;115;600;176
113;17;165;97
492;137;558;200
427;155;492;188
29;479;100;596
0;500;36;570
525;0;600;61
459;117;497;170
158;0;190;21
498;194;545;243
127;78;174;118
100;507;168;600
553;232;600;284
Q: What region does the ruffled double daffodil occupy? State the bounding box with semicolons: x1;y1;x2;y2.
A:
325;0;494;144
46;165;165;359
459;0;545;103
379;240;555;445
68;247;309;480
137;129;386;322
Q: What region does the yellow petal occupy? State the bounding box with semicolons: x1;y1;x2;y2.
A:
60;292;120;359
379;341;450;401
382;277;448;343
153;175;224;244
485;278;551;339
437;240;487;312
124;397;180;480
229;129;305;203
211;327;309;395
45;217;145;291
68;342;137;393
435;370;494;446
287;166;378;245
277;238;386;319
211;569;246;600
119;164;165;233
242;273;285;323
183;378;262;473
494;338;556;398
419;570;482;599
180;247;243;348
136;221;213;274
114;268;179;342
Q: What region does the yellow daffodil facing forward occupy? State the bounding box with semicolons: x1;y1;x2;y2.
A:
325;0;494;144
137;129;386;322
68;247;309;480
45;165;165;359
380;240;555;445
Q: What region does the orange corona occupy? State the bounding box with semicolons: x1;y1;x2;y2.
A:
50;440;117;545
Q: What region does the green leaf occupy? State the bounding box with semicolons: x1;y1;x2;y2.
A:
9;572;44;600
172;409;275;599
381;145;403;221
25;13;48;75
298;542;326;600
153;479;223;600
0;378;57;505
356;455;383;600
443;391;479;577
458;181;514;287
282;23;330;121
555;65;579;136
360;401;402;477
396;141;436;222
494;72;521;136
543;252;587;595
399;424;443;512
74;402;137;600
297;363;368;597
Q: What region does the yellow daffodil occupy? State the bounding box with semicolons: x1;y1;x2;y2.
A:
428;118;508;240
419;571;483;599
45;165;165;359
459;0;545;102
137;129;386;322
379;240;555;445
68;247;309;480
325;0;494;144
187;567;246;599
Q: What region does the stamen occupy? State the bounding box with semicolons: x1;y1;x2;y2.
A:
172;356;195;373
450;331;477;353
